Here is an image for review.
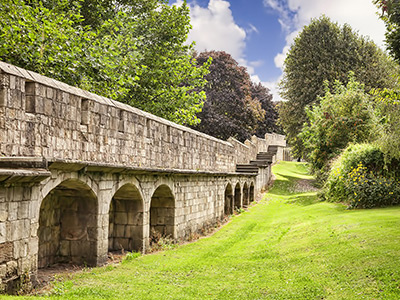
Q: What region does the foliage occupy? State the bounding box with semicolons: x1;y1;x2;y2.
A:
122;251;141;263
324;143;400;208
278;15;398;157
374;0;400;63
370;86;400;163
0;0;209;125
120;1;210;125
300;74;374;176
192;51;265;141
345;163;400;208
251;82;282;137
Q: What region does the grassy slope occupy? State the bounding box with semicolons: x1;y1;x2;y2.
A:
5;161;400;299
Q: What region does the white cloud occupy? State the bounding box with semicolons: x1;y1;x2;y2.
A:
263;79;282;102
264;0;386;73
247;23;260;35
176;0;263;83
186;0;246;60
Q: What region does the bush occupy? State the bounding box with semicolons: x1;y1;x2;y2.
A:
346;163;400;208
300;74;374;177
324;143;400;208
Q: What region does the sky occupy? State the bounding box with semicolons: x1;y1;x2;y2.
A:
171;0;387;101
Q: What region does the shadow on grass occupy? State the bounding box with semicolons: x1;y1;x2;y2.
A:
268;174;318;196
286;193;321;206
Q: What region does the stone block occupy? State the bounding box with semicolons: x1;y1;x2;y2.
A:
6;260;17;276
7;202;18;221
13;240;27;259
46;87;53;99
0;264;6;278
28;238;38;256
115;225;125;237
17;202;29;219
114;212;127;225
0;204;7;222
0;242;13;264
59;240;70;257
0;88;8;107
0;223;5;244
44;98;53;115
10;220;24;241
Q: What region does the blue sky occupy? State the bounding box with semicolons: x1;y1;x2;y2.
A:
172;0;387;101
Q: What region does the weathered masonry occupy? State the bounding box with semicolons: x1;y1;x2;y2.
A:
0;61;288;292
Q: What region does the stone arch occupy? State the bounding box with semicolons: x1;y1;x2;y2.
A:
224;183;233;216
243;182;249;207
38;179;98;269
149;184;175;242
234;182;242;211
108;183;144;253
250;182;255;203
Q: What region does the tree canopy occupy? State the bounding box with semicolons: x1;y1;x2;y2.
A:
251;82;282;138
278;15;398;158
192;51;276;142
374;0;400;63
0;0;209;125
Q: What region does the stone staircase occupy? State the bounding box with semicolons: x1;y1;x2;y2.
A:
235;145;279;174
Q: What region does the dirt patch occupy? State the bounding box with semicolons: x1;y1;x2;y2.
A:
294;179;319;193
32;252;125;295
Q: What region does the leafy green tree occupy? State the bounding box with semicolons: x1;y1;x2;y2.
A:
300;74;375;176
374;0;400;62
0;0;209;125
192;51;264;141
278;15;398;158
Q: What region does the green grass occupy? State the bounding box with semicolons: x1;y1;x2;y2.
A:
5;161;400;299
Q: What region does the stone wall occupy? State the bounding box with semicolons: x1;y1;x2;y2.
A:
0;61;285;173
0;60;288;293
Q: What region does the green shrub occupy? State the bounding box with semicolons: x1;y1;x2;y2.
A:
324;143;400;208
300;74;374;177
346;163;400;208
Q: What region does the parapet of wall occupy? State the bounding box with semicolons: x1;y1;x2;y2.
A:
264;133;286;147
0;61;285;173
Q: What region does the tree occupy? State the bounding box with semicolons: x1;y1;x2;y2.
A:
374;0;400;63
278;15;398;158
0;0;209;125
192;51;264;141
300;74;374;176
370;87;400;163
251;82;281;137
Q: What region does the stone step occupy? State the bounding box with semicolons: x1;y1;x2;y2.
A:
250;160;270;167
235;164;259;173
268;145;279;154
256;152;274;161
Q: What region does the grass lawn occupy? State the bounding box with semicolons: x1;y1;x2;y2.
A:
5;161;400;299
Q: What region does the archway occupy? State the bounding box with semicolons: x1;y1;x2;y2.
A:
109;184;143;253
234;183;241;211
243;182;249;207
224;183;233;215
250;182;255;203
38;179;98;268
150;185;175;242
